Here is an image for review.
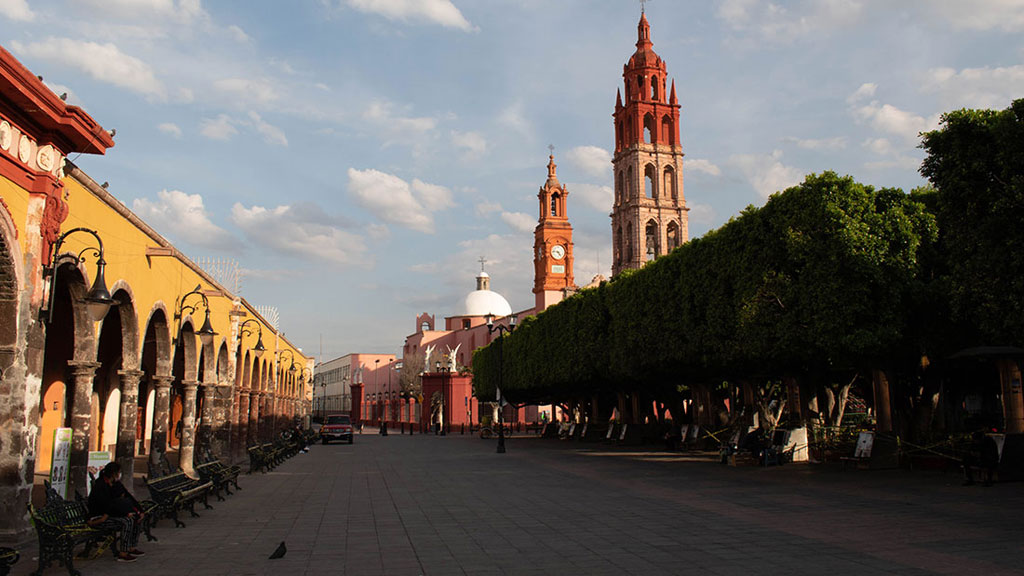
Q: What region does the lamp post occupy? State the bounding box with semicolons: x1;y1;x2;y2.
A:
239;319;266;358
485;313;517;454
434;360;449;436
175;284;217;346
42;227;116;324
375;359;384;435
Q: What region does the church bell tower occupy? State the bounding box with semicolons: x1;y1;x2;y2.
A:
534;154;575;311
611;10;689;277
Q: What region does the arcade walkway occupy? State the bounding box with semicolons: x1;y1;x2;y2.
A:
12;433;1024;575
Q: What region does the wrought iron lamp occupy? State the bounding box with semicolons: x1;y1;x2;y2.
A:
485;312;517;454
43;227;115;323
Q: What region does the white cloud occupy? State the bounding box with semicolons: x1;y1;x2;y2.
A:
687;158;722;177
929;0;1024;32
248;112;288;147
716;0;864;42
411;179;454;211
729;150;803;199
923;65;1024;110
73;0;206;22
451;130;488;160
862;138;894;155
498;101;531;137
227;24;250;43
231;203;368;265
568;183;614;213
500;212;535;234
347;168;453;233
345;0;475;31
474;201;503;217
847;82;877;104
0;0;35;21
158;122;182;138
199;115;238;141
852;101;940;143
566;146;612;180
214;77;279;105
10;38;163;97
687;203;717;230
364;100;437;135
784;136;847;150
865;156;922;171
132;189;240;251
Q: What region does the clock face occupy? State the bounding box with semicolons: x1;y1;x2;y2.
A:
550;245;565;260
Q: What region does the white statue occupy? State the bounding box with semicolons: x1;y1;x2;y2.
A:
445;343;461;372
424;344;436;373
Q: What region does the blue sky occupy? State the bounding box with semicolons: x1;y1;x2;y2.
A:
4;0;1023;360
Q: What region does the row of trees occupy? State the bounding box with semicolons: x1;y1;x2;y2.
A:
473;99;1024;442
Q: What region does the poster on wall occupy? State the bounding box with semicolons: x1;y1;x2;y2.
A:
49;427;72;499
86;451;112;495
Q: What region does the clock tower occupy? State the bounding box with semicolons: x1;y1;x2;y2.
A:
533;154;575;311
611;10;689;277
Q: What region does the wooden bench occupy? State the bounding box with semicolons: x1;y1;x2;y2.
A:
247;444;274;474
27;497;118;575
144;471;214;528
194;459;242;500
0;547;18;576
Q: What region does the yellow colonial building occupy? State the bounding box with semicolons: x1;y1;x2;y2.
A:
0;47;312;543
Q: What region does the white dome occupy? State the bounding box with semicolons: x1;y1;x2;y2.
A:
463;289;512;317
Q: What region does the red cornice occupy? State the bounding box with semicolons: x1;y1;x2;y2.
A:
0;46;114;155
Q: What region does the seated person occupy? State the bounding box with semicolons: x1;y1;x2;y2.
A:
963;431;1000;486
87;462;145;562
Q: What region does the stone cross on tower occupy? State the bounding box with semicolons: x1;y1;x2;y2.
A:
478;256;487;272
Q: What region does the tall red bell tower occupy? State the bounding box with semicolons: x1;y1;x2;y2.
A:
611;10;689;277
533;154;575;311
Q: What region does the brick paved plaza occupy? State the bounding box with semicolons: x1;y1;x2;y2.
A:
13;433;1024;576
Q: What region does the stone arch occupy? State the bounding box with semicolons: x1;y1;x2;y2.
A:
0;205;28;536
636;75;644;99
551;192;560;217
625;222;634;262
661;115;675;147
663;165;676;201
109;283;139;371
644;164;657;199
615;225;623;266
651;75;659;100
645;219;660;261
216;340;230;383
142;303;172;376
643;113;655;144
627;165;635;198
616;170;624;204
667;221;681;252
174;318;199;383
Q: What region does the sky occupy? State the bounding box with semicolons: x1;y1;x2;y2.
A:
3;0;1023;361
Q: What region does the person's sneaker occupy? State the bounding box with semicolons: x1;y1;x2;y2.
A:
117;554;137;563
129;549;146;556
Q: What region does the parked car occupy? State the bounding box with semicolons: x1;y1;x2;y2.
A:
322;414;354;444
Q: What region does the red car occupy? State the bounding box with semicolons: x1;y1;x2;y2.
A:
321;414;354;444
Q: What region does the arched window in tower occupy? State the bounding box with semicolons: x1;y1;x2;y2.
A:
616;170;624;204
615;225;622;265
666;221;680;251
661;115;674;147
637;76;644;100
551;192;560;217
626;222;634;262
644;164;657;199
651;75;659;101
643;113;655;144
627;165;635;198
663;166;676;200
617;120;624;150
645;220;659;261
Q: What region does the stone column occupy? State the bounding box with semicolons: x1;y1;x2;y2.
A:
237;391;250;449
179;380;199;474
248;392;260;445
997;358;1024;434
116;369;143;492
871;370;893;433
68;361;100;495
150;376;173;467
212;383;232;460
199;382;216;456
